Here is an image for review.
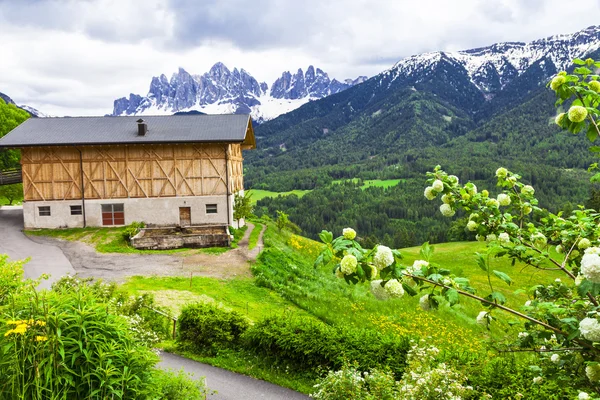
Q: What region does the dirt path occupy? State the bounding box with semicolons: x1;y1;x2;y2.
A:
26;221;266;282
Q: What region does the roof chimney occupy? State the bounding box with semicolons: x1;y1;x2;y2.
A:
136;118;147;136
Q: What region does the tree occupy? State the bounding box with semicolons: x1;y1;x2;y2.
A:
276;210;289;231
233;191;253;228
0;183;22;205
0;99;29;170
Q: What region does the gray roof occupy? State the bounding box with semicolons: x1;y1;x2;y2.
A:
0;114;255;148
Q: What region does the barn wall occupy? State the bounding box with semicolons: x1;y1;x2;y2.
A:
21;143;240;202
23;195;231;229
228;143;244;193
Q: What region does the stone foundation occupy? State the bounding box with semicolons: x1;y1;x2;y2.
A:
131;225;231;250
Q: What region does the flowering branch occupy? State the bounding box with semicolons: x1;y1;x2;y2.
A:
405;274;598;353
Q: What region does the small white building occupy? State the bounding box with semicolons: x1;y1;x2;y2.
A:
0;114;256;229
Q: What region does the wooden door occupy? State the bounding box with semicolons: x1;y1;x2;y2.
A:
179;207;191;227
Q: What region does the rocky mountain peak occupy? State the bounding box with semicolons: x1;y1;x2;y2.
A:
112;63;365;122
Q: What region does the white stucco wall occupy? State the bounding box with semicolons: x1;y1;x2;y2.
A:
23;195;235;229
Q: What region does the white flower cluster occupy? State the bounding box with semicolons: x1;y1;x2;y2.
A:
448;175;459;185
441;194;452;204
476;311;489;326
373;245;394;269
370;280;389;300
440;203;455;217
486;198;499;208
580;317;600;341
342;227;356;240
550;354;560;364
532;376;543;384
419;294;431;311
398;342;473;399
424;186;436;200
486;234;497;242
579;392;591;400
497;193;511;206
581;251;600;283
340;254;358;275
498;232;510;244
531;232;547;248
521;185;535;196
384;279;405;298
467;220;478;231
424;179;445;201
586;364;600;382
579;238;592;249
404;260;428;276
495;167;508;178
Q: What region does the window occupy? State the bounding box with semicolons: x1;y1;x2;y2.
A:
70;205;82;215
38;206;51;216
101;204;125;226
206;204;218;214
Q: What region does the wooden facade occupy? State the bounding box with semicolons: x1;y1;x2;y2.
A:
21;143;245;202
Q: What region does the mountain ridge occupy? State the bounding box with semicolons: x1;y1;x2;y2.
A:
112;63;367;122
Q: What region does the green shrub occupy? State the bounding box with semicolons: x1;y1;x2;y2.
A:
243;316;409;376
150;369;211;400
0;285;158;399
0;255;29;306
177;303;249;355
52;275;172;343
466;356;589;399
124;221;146;241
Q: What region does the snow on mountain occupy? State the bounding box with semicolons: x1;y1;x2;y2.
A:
18;105;48;118
0;91;48;117
384;25;600;97
112;64;367;122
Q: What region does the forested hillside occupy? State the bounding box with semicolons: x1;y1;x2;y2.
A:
0;98;29;170
247;47;600;247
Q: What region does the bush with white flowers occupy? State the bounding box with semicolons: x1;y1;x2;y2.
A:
313;58;600;396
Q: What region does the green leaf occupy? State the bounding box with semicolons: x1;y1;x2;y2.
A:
475;253;488;272
356;264;365;280
428;273;443;283
420;242;433;261
487;291;506;305
567;329;580;341
573;58;586;65
493;270;512;286
313;254;324;269
402;282;417;296
332;239;352;251
445;288;459;305
577;279;593;297
319;230;333;244
574;67;592;75
392;249;403;261
589;146;600;153
587;124;598;142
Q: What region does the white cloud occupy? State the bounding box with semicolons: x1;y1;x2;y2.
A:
0;0;598;116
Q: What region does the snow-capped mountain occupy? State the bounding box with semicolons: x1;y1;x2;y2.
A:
112;63;367;122
0;91;47;117
380;25;600;101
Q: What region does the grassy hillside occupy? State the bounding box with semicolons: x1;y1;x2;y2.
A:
132;223;561;353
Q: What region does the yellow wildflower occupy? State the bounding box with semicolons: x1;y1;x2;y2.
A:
35;336;48;342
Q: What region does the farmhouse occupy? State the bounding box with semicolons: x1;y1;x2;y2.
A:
0;114;255;230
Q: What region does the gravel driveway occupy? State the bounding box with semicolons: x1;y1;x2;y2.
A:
0;207;75;289
1;207;260;283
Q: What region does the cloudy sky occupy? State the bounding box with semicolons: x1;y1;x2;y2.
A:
1;0;599;116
